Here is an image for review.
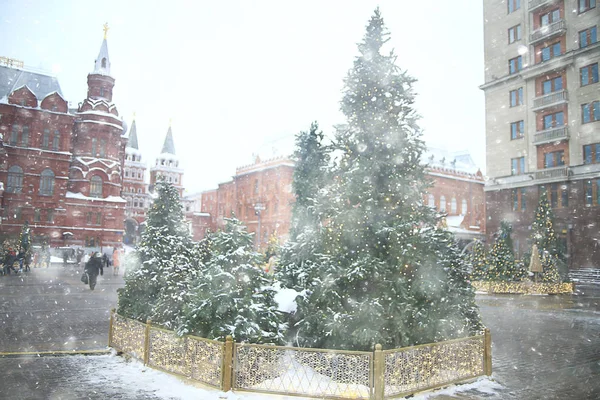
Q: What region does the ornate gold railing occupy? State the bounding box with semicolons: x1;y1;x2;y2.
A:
109;310;490;399
472;281;574;294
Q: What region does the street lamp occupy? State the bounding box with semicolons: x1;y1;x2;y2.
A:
254;202;265;249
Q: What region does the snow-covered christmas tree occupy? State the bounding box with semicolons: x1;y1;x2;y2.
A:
180;217;284;343
469;240;489;281
118;180;201;327
530;189;565;282
487;221;526;281
287;9;482;351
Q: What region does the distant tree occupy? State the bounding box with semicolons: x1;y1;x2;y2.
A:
469;240;489;281
488;221;526;281
181;217;284;343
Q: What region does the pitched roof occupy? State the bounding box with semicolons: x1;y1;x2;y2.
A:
161;126;176;155
0;65;63;100
93;38;111;76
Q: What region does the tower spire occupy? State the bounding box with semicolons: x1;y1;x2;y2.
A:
161;123;176;155
93;23;111;76
127;116;139;150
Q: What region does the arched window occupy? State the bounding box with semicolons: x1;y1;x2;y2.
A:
90;175;103;198
462;199;468;215
428;194;435;208
125;169;129;178
91;138;97;156
101;58;107;68
40;169;55;196
7;165;24;193
440;196;446;212
451;197;457;214
10;124;18;145
52;130;60;151
20;126;29;146
138;188;142;193
42;129;50;149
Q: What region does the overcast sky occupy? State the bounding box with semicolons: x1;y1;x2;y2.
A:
0;0;485;194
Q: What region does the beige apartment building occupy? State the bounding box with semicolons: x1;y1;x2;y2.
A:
481;0;599;268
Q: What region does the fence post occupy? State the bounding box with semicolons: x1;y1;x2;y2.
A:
484;328;492;376
108;308;115;348
144;319;152;366
221;335;234;392
373;344;384;400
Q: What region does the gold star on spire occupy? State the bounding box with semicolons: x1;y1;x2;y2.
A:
103;22;109;39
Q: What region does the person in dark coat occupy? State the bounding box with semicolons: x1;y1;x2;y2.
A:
84;252;104;290
3;249;18;275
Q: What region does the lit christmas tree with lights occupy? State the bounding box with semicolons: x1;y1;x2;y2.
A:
288;9;482;351
530;190;564;283
469;240;489;281
118;180;201;327
488;221;526;281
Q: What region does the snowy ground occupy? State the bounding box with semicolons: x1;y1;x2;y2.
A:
0;352;502;400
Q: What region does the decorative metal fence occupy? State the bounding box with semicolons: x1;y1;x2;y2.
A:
472;281;574;294
109;309;491;399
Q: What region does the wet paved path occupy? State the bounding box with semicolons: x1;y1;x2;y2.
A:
0;265;599;399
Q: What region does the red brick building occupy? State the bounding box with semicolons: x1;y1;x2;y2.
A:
0;34;127;249
192;150;485;250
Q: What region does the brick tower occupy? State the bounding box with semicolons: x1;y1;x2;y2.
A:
150;122;184;197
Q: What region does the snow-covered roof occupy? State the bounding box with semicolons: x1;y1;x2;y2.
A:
66;191;126;203
127;119;139;149
0;65;64;100
161;126;176;155
423;147;479;174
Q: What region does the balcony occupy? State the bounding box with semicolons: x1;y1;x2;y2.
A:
533;126;569;145
535;166;570;180
532;89;568;111
528;0;553;12
530;20;566;45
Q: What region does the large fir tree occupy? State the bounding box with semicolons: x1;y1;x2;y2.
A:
290;9;482;351
469;240;489;281
180;217;284;343
118;180;200;327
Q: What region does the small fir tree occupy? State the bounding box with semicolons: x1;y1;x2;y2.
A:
181;217;284;343
118;180;200;326
488;221;526;281
469;240;489;281
530;190;565;282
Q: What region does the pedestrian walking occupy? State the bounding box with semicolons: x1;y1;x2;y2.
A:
112;247;121;276
84;252;104;290
24;251;32;272
2;249;18;275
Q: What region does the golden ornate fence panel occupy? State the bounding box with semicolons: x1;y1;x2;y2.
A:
147;326;191;377
382;335;485;398
233;343;373;399
472;281;573;294
110;312;146;360
187;335;224;389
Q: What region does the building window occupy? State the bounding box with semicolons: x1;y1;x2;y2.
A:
34;209;41;222
579;26;597;48
440;196;446;212
428;194;435;208
86;212;92;224
99;139;106;157
42;129;50;149
544;150;565;168
450;197;457;214
10;124;18;145
540;9;560;26
13;207;22;220
583;143;600;164
511;157;525;175
85;237;96;247
39;169;55;196
20;126;29;146
545;184;568;208
540;42;561;62
101;58;107;68
91;138;97;156
52;130;60;151
509;56;522;74
7;165;24;193
580;63;599;86
100;87;105;97
138;188;142;193
582;101;600;124
508;0;520;13
461;199;468;215
510;88;523;107
543;111;564;129
47;209;54;223
511;121;524;140
508;25;521;44
96;213;102;225
579;0;596;13
542;76;563;94
90;175;103;198
512;188;526;212
254;179;259;194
